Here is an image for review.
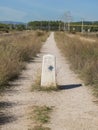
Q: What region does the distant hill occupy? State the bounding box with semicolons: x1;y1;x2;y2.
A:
0;21;25;25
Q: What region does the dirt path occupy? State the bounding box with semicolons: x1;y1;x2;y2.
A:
0;32;98;130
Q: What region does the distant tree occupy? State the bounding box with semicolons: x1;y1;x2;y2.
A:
27;20;98;32
0;23;9;32
16;24;26;31
28;21;63;31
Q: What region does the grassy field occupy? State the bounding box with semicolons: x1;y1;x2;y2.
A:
0;30;49;89
55;32;98;97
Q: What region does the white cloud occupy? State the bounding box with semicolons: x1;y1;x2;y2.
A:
0;6;27;21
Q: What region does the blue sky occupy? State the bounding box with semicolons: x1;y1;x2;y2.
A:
0;0;98;22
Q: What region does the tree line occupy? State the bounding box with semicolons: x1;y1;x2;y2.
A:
0;21;98;33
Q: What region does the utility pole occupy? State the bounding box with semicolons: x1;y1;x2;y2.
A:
48;21;50;31
62;11;72;32
26;23;28;30
81;18;84;33
68;22;70;32
67;11;72;32
63;13;67;31
61;13;66;31
59;22;61;31
64;22;66;31
40;21;42;30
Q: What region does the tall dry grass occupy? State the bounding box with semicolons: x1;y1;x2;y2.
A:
55;32;98;96
0;30;49;88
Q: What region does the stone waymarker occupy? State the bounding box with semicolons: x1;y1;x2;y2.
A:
41;54;56;87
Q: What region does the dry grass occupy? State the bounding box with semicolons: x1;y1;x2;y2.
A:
55;32;98;96
0;30;49;89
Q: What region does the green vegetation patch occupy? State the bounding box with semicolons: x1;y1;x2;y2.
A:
32;105;53;124
29;105;53;130
29;125;50;130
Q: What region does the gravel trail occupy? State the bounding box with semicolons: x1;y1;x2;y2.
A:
0;32;98;130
